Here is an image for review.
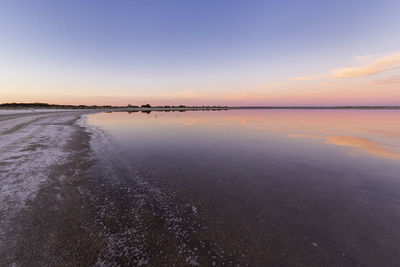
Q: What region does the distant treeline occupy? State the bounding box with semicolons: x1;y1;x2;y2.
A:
132;104;229;109
1;103;399;110
0;103;111;109
0;103;229;109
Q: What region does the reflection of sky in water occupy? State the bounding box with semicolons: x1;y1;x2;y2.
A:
87;109;400;163
85;109;400;265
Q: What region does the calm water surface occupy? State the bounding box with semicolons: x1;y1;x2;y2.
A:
85;109;400;266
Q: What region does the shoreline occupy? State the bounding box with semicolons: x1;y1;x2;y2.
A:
111;106;400;114
0;110;105;265
1;105;400;114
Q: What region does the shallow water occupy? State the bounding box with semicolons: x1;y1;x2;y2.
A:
85;109;400;266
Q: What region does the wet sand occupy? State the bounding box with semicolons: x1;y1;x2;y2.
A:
0;111;102;265
1;110;400;266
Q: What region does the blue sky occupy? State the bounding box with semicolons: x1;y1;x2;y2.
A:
1;0;400;105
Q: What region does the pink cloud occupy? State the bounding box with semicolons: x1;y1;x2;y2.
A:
292;53;400;80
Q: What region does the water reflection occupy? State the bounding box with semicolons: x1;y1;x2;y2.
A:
290;134;400;161
88;109;400;162
85;109;400;266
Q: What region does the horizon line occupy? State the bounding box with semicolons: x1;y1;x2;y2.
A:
1;102;400;110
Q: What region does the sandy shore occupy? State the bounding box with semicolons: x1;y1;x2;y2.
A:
0;110;104;265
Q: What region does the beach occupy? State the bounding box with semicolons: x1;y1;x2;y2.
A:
0;110;102;265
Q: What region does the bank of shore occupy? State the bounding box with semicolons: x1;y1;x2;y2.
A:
0;111;106;265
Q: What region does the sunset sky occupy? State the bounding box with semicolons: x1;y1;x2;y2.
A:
1;0;400;106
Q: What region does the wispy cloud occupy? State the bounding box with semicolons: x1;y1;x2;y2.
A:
368;75;400;86
355;54;379;64
228;91;265;100
171;90;205;99
257;82;289;89
291;75;330;81
292;53;400;80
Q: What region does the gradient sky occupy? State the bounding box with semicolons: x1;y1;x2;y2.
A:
1;0;400;106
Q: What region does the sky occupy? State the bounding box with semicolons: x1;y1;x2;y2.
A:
1;0;400;106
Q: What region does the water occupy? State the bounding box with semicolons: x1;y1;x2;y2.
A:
85;109;400;266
